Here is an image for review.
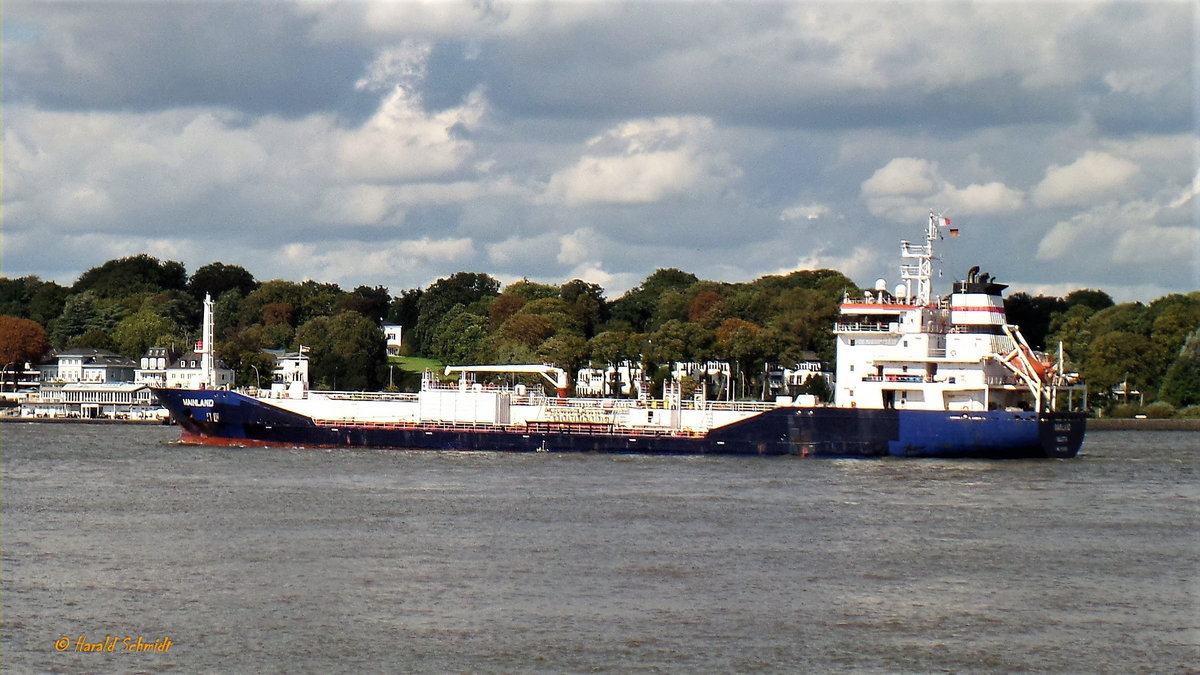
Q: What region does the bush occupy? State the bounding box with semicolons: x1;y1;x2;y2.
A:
1109;403;1141;418
1175;405;1200;419
1142;401;1176;419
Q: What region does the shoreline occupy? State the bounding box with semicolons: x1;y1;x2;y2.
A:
0;416;168;426
1086;418;1200;431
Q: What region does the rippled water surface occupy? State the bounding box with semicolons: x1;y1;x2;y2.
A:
3;423;1196;673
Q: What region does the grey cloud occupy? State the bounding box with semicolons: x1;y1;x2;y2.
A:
4;3;374;118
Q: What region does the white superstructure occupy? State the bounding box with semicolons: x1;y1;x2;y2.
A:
834;213;1060;413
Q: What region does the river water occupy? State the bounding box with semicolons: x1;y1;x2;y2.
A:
2;423;1196;673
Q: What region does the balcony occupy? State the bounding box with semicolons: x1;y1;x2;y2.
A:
834;321;897;333
861;375;931;384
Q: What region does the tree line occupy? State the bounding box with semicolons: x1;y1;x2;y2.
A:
0;253;1197;415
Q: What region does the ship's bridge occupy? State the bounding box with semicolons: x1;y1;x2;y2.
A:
836;295;946;336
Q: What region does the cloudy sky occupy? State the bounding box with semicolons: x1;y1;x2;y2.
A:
3;1;1196;302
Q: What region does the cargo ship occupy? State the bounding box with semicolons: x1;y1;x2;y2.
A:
154;213;1085;458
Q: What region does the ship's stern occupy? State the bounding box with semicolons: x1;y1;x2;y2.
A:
1038;412;1087;458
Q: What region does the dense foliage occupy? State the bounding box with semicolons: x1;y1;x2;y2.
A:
1;255;1197;414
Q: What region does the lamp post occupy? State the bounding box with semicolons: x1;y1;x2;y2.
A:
250;364;261;390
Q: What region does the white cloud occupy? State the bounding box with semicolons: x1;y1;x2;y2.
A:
2;74;494;232
315;185;405;226
1036;200;1197;270
1104;68;1175;97
861;157;1024;223
780;203;831;222
1111;224;1199;265
543;116;740;206
280;237;475;286
486;233;560;267
1169;170;1200;209
1032;151;1140;207
2;107;274;228
354;40;432;93
3;2;1194;303
773;246;877;284
556;228;604;267
335;86;485;183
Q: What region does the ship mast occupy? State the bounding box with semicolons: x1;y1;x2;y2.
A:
199;292;215;388
899;212;948;306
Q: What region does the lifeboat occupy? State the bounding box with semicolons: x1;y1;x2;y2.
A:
1001;346;1053;383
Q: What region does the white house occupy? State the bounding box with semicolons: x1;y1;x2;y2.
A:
40;348;137;384
26;348;157;418
383;324;403;356
136;347;177;387
165;351;235;390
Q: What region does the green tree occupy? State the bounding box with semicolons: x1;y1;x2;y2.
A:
716;318;774;399
1160;328;1200;407
504;279;559;301
517;298;582;336
1146;293;1200;386
651;290;691;329
239;281;306;328
1004;292;1067;351
1088;302;1151;338
240;350;278;390
387;288;423;329
188;262;258;301
1083;331;1154;404
1046;304;1097;366
298;281;347;325
340;285;392;322
48;291;123;348
648;319;715;365
588;331;637;367
560;279;608;337
488;293;527;331
0;276;70;326
492;341;539;365
69;327;119;352
1063;288;1114;312
217;325;269;387
112;310;180;358
295;311;386;390
770;286;843;364
539;335;590;392
609;268;698;332
428;305;491;365
413;272;500;354
26;280;72;327
213;289;245;338
73;255;188;298
495;314;555;350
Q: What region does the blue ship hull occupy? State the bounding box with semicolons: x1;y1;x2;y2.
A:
153;388;1084;459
